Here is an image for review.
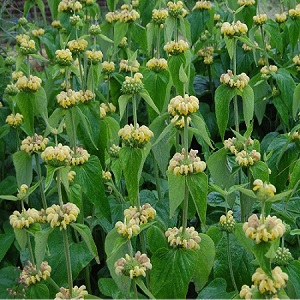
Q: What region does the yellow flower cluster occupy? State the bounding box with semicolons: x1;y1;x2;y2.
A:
119;7;140;23
243;214;285;243
69;14;82;26
293;54;300;71
5;83;19;96
51;20;62;28
17;184;29;199
115;203;156;239
119;59;140;73
19;39;36;55
78;89;95;104
193;0;211;10
10;208;41;229
219;210;236;232
168;94;199;117
31;28;45;37
124;203;156;224
109;144;121;157
168;149;206;176
118;37;128;48
16;75;42;92
235;149;261;167
121;73;144;94
240;284;253;299
289;4;300;18
68;170;76;182
105;11;120;23
20;134;49;154
115;251;152;279
165;226;201;250
260;65;278;77
55;285;88;300
220;69;249;91
58;0;82;12
56;89;81;108
16;34;30;45
253;14;268;25
118;123;154;148
152;8;168;24
70;147;90;165
291;130;300;140
55;49;73;66
19;261;51;286
12;71;24;81
146;58;168;72
89;24;101;35
198;46;214;64
41;143;73;166
18;17;28;26
4;56;15;66
171;115;191;128
164;39;189;55
237;0;255;6
221;21;248;36
167;1;188;18
223;136;254;154
275;12;287;23
102;170;112;180
6;113;23;127
86;50;103;64
252;267;288;295
100;102;116;118
102;61;115;75
67;39;88;54
253;179;276;199
46;202;80;230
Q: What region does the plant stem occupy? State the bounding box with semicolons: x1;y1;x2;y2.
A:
78;55;85;90
260;25;269;67
133;94;138;129
133;279;138;299
226;232;238;292
182;177;189;234
183;116;189;160
35;153;47;210
27;233;35;265
156;26;161;58
62;229;73;297
57;169;73;297
47;277;61;292
233;38;239;133
153;156;162;201
69;108;77;154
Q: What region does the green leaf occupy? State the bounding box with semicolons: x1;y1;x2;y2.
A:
120;146;150;205
135;277;156;299
187;172;208;227
146;224;168;254
233;223;254;253
193;233;215;292
0;195;18;201
0;266;21;298
265;190;292;203
34;227;54;269
167;171;185;218
0;233;14;262
285;260;300;299
290;229;300;235
240;84;254;128
16;92;34;135
168;54;186;96
146;22;155;56
252;242;272;278
0;124;10;139
139;89;160;115
293;83;300;119
104;228;131;297
224;36;235;60
0;175;17;196
114;21;129;48
197;278;237;299
35;0;46;22
150;248;197;299
98;278;123;299
26;283;49;299
249;161;269;182
72;156;111;232
118;94;132;120
103;116;120;147
70;223;100;264
13;151;33;187
179;63;188;83
190;114;213;148
214;84;236;140
14;228;27;251
45;165;60;193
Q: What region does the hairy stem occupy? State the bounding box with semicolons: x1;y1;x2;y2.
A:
35;153;47;210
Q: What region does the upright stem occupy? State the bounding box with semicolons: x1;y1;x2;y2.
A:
57;169;73;296
260;25;269;67
233;38;239;133
153;157;162;201
156;27;161;58
78;55;85;90
133;94;138;129
183;116;189;160
133;280;138;299
182;177;189;234
226;232;238;292
69;108;77;154
27;233;35;265
35;154;47;210
26;55;31;78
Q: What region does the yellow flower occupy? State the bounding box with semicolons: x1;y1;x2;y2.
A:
115;251;152;279
167;1;188;18
85;50;103;64
168;94;199;116
275;12;287;23
70;147;90;166
240;284;254;299
16;75;42;92
152;8;168;24
5;83;19;96
243;214;285;243
51;20;62;28
146;58;168;72
31;28;45;37
105;11;120;23
67;39;88;54
6;113;23;127
56;89;80;108
164;39;189;55
19;39;36;55
253;14;268;25
237;0;255;6
55;49;73;66
46;203;80;230
100;102;116;118
55;285;88;300
102;170;112;180
219;210;236;232
193;0;211;10
41;143;72;166
221;21;248;37
289;4;300;18
121;72;144;94
253;179;276;199
20;133;49;154
102;61;115;75
119;59;140;73
118;123;154;148
220;69;249;91
235;149;261;167
119;7;140;23
10;208;41;229
19;261;51;286
165;226;201;250
68;170;76;182
58;0;82;12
